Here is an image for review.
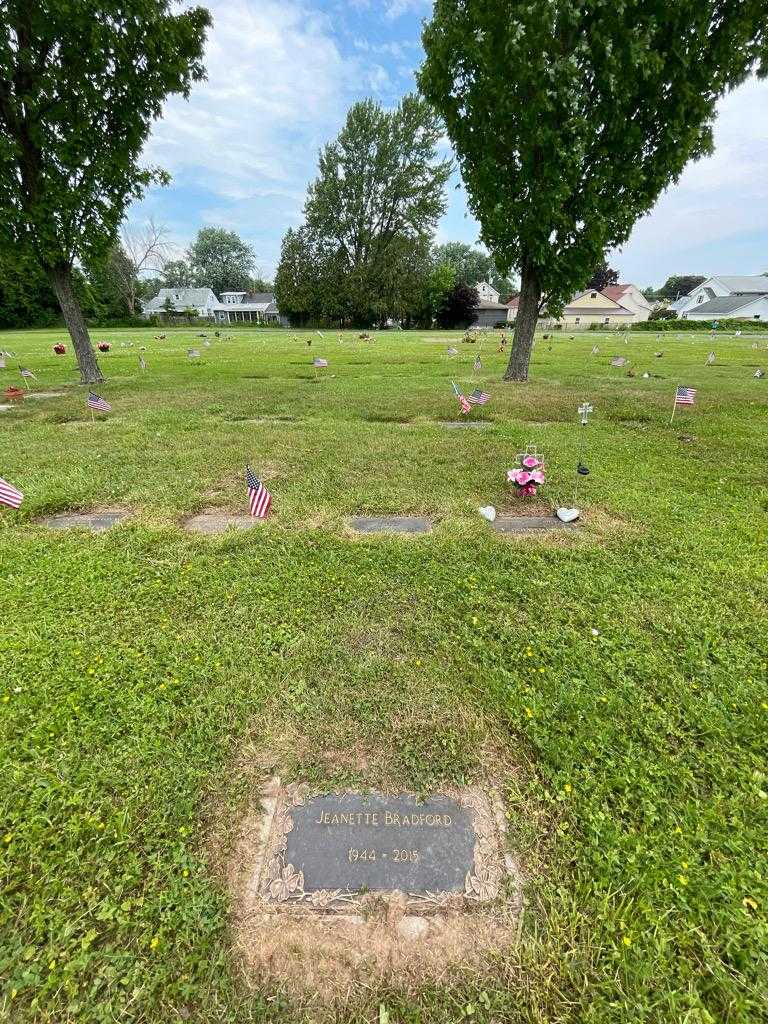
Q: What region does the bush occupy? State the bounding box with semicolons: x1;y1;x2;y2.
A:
634;318;767;332
649;307;678;321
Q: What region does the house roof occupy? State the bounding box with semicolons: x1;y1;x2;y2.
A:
506;293;634;314
710;276;768;294
476;300;508;310
602;285;631;301
684;294;768;316
144;287;216;310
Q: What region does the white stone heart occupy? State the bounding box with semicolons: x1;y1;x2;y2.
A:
479;505;497;522
556;507;580;523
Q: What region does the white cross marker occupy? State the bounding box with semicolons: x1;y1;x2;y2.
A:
578;402;594;426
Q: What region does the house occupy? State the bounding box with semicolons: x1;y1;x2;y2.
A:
475;280;501;304
142;287;285;324
507;284;648;327
676;276;768;321
473;299;510;327
142;287;219;319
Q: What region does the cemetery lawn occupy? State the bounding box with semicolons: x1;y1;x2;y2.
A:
1;326;766;1024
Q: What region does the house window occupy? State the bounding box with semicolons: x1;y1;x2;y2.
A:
590;292;597;299
604;317;610;324
754;315;761;320
575;317;581;325
697;295;703;303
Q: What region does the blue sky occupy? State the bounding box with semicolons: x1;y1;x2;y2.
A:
132;0;768;289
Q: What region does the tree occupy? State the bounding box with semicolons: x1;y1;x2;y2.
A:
641;286;658;302
649;306;678;321
250;276;274;293
433;241;515;295
656;275;707;301
187;227;255;297
420;261;456;326
0;1;210;382
276;96;451;326
419;3;768;381
586;261;620;291
117;220;170;314
161;259;195;288
83;246;133;321
436;282;479;329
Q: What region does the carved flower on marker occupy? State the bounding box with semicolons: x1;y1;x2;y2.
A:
268;864;304;902
465;865;502;901
308;889;342;908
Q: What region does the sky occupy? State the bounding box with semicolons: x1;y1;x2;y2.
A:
131;0;768;289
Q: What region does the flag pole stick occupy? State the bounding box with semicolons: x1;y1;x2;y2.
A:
669;387;678;425
90;408;95;424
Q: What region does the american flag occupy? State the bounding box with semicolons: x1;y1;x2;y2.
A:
0;476;23;509
674;386;697;406
87;392;112;413
467;388;490;405
19;366;36;379
138;354;146;370
187;348;200;359
313;357;328;368
473;355;482;371
706;351;716;365
610;356;627;367
591;346;600;355
246;466;272;518
452;381;471;414
446;346;458;356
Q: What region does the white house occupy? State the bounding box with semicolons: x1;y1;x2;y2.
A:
142;287;219;319
142;287;285;324
601;284;652;321
676;276;768;319
475;280;501;304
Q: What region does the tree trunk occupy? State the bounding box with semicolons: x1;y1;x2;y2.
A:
48;262;103;384
504;259;542;381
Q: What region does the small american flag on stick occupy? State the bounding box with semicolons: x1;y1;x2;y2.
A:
675;386;697;406
87;392;112;413
467;388;490;405
473;355;482;371
246;466;272;518
0;476;23;509
138;354;147;371
19;366;37;379
313;357;328;368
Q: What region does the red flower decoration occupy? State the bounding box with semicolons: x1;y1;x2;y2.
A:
53;343;66;355
97;342;111;352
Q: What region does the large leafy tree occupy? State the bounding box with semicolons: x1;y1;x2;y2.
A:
657;275;707;301
433;241;514;295
0;1;210;383
586;261;620;291
419;2;768;381
187;227;256;297
436;281;479;329
276;96;451;326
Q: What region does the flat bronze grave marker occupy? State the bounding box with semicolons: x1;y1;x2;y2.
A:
40;512;128;532
492;515;575;534
348;516;433;535
442;421;492;430
258;788;509;909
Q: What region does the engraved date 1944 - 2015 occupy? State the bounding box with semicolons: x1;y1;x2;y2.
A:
348;848;420;863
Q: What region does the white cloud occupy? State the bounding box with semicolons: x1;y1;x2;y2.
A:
385;0;431;21
142;0;354;200
614;77;768;283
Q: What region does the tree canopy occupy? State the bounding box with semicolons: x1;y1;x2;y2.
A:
0;1;210;381
419;2;768;380
586;261;620;291
187;227;256;298
656;275;707;301
275;96;451;326
432;242;515;296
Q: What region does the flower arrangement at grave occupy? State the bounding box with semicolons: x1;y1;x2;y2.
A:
507;450;546;497
97;342;111;352
53;343;66;355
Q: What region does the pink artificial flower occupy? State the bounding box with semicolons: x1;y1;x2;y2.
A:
506;469;519;483
531;470;545;484
516;471;532;486
522;456;540;469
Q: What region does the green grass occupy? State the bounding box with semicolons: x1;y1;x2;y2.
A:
1;326;766;1023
